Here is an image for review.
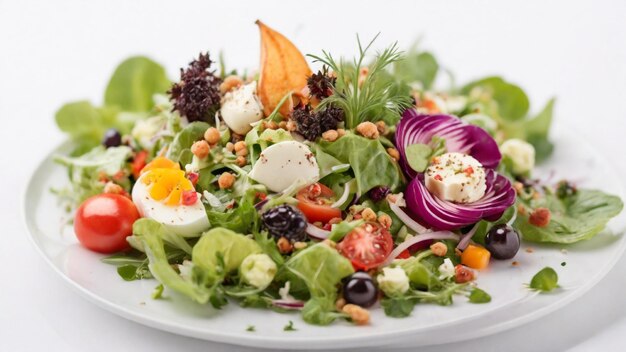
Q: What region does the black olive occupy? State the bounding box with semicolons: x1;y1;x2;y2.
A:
261;204;307;242
368;186;390;202
485;224;520;260
102;128;122;148
343;272;378;308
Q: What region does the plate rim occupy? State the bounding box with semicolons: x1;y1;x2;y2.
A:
22;129;626;349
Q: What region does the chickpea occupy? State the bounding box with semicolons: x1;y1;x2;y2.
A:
377;214;393;229
191;140;210;159
277;237;293;254
430;242;448;257
234;141;248;156
322;129;339;142
387;148;400;161
335;297;346;311
103;182;124;195
361;208;377;222
219;75;243;94
218;172;235;189
235;155;247;167
204;127;221;145
342;304;370;325
356;122;379;139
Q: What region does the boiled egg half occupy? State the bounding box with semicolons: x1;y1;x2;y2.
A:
132;157;209;237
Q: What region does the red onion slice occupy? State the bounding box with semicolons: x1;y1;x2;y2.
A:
388;194;429;235
306;223;331;240
395;111;502;178
382;231;460;266
456;223;479;251
405;171;515;230
272;299;305;310
331;180;354;208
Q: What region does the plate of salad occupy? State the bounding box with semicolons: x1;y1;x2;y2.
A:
23;21;625;349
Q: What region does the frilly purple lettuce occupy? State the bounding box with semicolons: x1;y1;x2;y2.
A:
395;110;515;230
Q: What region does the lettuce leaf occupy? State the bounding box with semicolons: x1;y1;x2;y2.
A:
516;189;623;244
277;242;354;325
53;145;132;204
135;224;212;304
192;228;262;274
104;56;171;112
318;132;404;195
166;121;211;164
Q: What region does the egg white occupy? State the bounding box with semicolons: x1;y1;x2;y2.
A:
132;175;210;237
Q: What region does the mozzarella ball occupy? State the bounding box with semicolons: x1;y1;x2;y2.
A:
249;141;319;193
220;81;264;135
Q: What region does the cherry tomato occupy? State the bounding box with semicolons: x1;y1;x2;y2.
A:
74;194;140;253
397;249;411;259
296;183;342;223
337;222;394;270
131;150;149;179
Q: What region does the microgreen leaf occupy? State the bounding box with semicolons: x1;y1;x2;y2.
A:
468;288;491;303
283;321;297;331
152;284;164;299
529;267;559;292
117;265;139;281
405;144;432;172
381;297;417;318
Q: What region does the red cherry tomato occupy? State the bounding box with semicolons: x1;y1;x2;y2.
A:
337;222;394;270
397;249;411;259
74;194;140;253
131;150;149;179
296;183;342;223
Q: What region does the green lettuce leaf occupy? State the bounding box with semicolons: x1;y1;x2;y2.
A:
277;242;354;325
135;224;212;304
318;132;404;195
53;145;132;204
129;218;193;254
192;228;262;274
166;121;211;164
516;189;623;244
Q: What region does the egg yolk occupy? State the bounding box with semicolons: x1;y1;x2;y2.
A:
141;157;193;206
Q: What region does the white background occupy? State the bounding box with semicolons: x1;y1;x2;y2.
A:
1;0;626;351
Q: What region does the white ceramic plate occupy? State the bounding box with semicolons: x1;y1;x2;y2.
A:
23;126;625;350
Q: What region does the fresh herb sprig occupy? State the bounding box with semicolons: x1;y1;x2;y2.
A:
308;34;411;129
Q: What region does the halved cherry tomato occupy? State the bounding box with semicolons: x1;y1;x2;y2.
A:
337;222;394;270
74;194;140;253
131;150;149;179
296;183;341;223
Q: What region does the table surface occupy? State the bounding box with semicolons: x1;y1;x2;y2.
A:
1;0;626;351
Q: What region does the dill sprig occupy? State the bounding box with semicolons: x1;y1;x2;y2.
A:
307;34;411;129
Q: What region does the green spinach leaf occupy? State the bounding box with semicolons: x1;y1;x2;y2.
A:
393;51;439;89
104;56;171;112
